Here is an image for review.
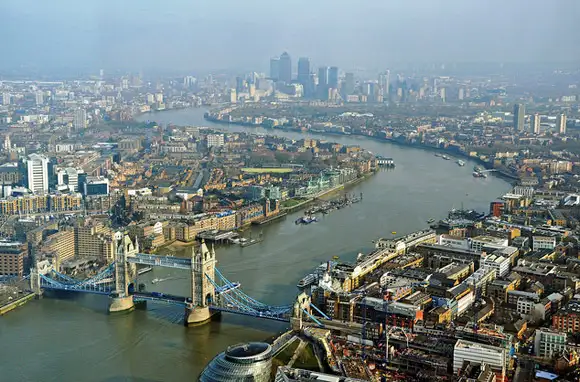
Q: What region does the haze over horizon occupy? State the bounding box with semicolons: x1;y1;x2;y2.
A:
1;0;579;75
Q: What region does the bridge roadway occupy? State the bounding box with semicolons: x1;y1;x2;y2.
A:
127;253;192;270
131;282;242;307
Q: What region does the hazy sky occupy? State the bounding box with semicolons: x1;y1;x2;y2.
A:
0;0;578;74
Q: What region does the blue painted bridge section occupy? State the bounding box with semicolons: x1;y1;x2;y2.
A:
36;254;297;322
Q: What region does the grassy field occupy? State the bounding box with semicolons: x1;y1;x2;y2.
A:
241;167;294;174
281;198;306;208
293;343;319;371
274;340;300;364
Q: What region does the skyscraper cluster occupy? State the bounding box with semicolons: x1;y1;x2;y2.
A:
267;52;396;103
268;52;349;101
269;52;291;83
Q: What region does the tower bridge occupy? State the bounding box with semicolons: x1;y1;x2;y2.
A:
29;232;322;327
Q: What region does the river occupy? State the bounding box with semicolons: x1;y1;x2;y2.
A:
0;108;511;382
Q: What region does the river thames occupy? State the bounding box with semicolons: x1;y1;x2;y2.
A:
0;108;511;382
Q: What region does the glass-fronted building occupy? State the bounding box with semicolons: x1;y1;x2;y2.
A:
199;342;273;382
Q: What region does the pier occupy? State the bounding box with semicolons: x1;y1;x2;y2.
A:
196;230;239;243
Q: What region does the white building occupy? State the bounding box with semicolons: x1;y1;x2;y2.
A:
453;339;506;376
56;167;81;192
512;186;534;198
27;153;49;194
517;298;535;316
35;91;44;105
557;113;567;134
534;328;567;358
207;134;225;148
55;143;76;153
481;254;510;277
73;108;87;130
438;234;469;250
531;113;541;134
532;236;556;251
469;236;509;253
375;230;436;253
2;93;10;105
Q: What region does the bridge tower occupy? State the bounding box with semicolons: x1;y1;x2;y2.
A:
185;240;217;326
108;231;139;313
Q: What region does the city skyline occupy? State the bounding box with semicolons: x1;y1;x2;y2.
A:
0;0;579;75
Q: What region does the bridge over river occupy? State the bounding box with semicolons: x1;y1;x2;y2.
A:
30;232;327;326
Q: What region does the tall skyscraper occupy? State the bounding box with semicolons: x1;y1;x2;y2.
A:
513;104;525;132
557;113;567;134
343;73;355;96
328;67;339;89
235;76;245;93
297;57;310;84
74;108;87;130
27;153;49;194
379;70;390;96
269;57;280;81
531;113;541;134
35;91;44;105
278;52;292;83
2;93;10;105
317;66;329;99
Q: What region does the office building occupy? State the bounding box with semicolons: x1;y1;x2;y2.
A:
557;113;567;134
27;153;49;194
74;220;114;260
40;230;75;269
269;57;280;81
439;87;446;102
199;342;273;382
207;134;225;148
453;339;506;377
0;163;20;185
2;93;10;105
229;88;237;104
481;253;510;277
0;245;26;277
534;328;568;358
278;52;292;83
275;367;366;382
297;57;310;84
469;236;508;253
74;108;87;130
531;113;541;134
83;176;110;196
317;66;329;99
35;91;44;105
379;70;390;96
343;72;355;96
57;167;81;192
513;103;525;132
532;236;556;251
235;77;245;93
552;300;580;332
328;66;339;89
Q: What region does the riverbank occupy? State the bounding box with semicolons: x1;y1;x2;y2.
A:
203;112;519;183
282;172;375;214
0;291;35;315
